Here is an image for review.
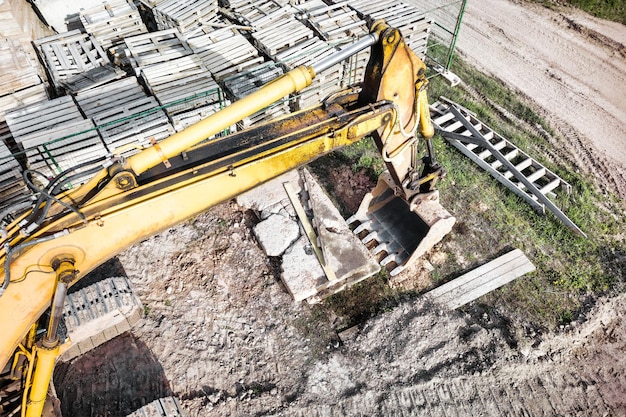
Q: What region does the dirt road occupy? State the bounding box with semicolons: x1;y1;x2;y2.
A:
455;0;626;199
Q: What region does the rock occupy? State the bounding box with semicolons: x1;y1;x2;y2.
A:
281;236;325;302
253;214;300;257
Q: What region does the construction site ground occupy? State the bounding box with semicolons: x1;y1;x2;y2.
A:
53;1;626;416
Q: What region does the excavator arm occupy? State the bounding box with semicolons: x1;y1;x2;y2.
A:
0;22;453;417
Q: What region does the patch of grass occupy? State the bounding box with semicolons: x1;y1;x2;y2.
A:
428;58;625;329
531;0;626;25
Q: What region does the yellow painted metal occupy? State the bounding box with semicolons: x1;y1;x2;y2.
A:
0;102;394;373
418;83;435;139
24;344;59;417
127;66;315;176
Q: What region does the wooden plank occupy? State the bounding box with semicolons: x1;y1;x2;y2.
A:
426;249;535;309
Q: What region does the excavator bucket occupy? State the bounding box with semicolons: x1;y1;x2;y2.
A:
347;21;456;276
347;174;456;277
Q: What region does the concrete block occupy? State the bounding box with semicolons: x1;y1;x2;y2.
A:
281;236;325;302
236;170;301;212
253;214;300;257
302;169;380;282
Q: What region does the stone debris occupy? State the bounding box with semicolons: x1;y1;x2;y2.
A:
281;235;326;302
252;213;300;257
238;168;379;303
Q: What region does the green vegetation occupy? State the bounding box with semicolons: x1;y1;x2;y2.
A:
311;56;625;333
533;0;626;25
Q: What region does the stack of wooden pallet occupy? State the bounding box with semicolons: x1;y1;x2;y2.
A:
222;62;290;129
123;29;193;72
249;11;317;59
78;0;148;50
295;0;369;87
75;77;175;155
275;37;343;110
0;122;29;212
123;29;227;133
139;55;226;132
4;97;107;188
185;25;265;81
0;39;47;120
33;30;122;94
140;0;219;34
224;0;291;27
347;0;432;59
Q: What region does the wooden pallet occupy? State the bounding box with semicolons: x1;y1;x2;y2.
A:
431;98;584;236
33;30;111;93
127;397;185;417
186;25;264;81
0;122;29;211
296;0;368;42
124;29;193;71
139;55;225;132
5;96;84;145
226;0;292;27
5;97;109;187
60;63;126;94
152;0;219;34
222;62;290;128
274;37;343;110
61;276;143;361
252;16;316;57
75;77;174;154
79;0;148;49
425;249;535;309
0;39;42;95
22;119;108;187
222;62;284;100
0;85;48;123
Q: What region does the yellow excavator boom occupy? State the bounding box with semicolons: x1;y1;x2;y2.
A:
0;21;454;416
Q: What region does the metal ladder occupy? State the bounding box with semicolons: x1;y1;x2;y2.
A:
430;98;585;237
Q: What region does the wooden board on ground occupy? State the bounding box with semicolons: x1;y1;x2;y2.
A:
425;249;535;309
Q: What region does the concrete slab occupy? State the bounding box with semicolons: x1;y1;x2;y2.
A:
302;169;380;283
425;249;535;309
281;236;325;302
253;213;300;257
236;170;301;214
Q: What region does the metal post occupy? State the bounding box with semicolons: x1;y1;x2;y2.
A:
446;0;468;70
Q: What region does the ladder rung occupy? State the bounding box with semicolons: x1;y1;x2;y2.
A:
503;158;533;179
525;167;547;184
540;178;561;195
432;111;455;126
491;148;519;169
476;139;507;160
